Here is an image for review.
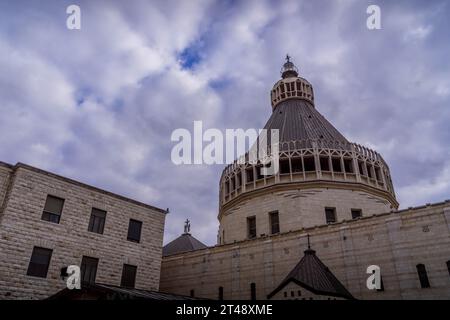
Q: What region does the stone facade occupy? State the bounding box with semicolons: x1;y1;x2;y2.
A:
219;185;393;244
160;201;450;300
0;162;166;300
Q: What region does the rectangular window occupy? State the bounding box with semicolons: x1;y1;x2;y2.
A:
291;158;303;173
269;211;280;234
27;247;53;278
256;165;264;180
246;167;254;183
358;161;366;176
88;208;106;234
375;166;382;181
325;208;336;224
351;209;362;219
280;159;290;174
236;173;241;188
41;195;64;224
416;264;430;288
120;264;137;288
344;158;353;173
250;283;256;300
218;287;224;300
127;219;142;243
247;216;256;239
80;256;99;285
303;156;315;172
332;158;342;172
320;157;330;171
367;164;373;178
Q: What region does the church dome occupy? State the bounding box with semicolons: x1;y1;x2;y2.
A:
217;56;398;244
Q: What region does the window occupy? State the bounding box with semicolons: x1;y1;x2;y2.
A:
280;158;290;174
41;195;64;224
218;287;224;300
247;216;256;239
303;156;315;171
88;208;106;234
236;173;241;188
351;209;362;219
416;264;430;288
367;164;373;178
127;219;142;243
320;157;330;171
246;167;254;183
291;158;303;173
190;289;195;297
27;247;52;278
358;161;366;176
344;158;353;173
325;208;336;224
377;276;385;292
269;211;280;234
121;264;137;288
332;158;342;172
250;283;256;300
375;166;382;181
80;256;99;285
255;165;264;180
446;261;450;277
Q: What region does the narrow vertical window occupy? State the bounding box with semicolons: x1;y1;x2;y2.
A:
27;247;53;278
250;283;256;300
218;287;224;300
303;156;315;171
246;167;254;183
325;208;336;224
41;195;64;223
447;260;450;277
120;264;137;288
80;256;99;285
269;211;280;234
190;289;195;297
416;264;430;288
247;216;256;239
88;208;106;234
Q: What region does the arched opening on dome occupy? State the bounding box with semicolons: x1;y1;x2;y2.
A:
332;157;342;172
320;156;330;171
304;156;315;172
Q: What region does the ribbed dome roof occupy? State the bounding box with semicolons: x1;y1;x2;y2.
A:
265;99;348;145
162;233;207;257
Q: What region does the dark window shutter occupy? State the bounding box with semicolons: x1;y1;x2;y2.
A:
80;256;99;285
27;247;53;278
120;264;137;288
127;219;142;243
88;208;107;234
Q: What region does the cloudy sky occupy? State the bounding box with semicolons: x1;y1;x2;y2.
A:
1;0;449;245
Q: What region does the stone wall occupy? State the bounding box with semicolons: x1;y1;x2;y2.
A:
161;202;450;300
0;163;166;300
0;162;12;210
219;186;392;244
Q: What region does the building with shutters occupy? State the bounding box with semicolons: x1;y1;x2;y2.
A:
0;162;167;300
159;57;450;300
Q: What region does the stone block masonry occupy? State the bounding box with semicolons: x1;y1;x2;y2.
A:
0;162;166;300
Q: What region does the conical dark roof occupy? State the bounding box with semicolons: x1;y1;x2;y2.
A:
265;99;349;145
162;233;208;257
267;249;354;299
